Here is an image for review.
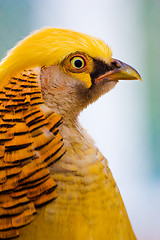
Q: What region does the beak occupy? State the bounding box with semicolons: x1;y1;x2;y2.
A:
95;58;142;84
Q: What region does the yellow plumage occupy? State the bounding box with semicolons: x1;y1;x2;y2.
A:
0;28;141;240
0;28;112;89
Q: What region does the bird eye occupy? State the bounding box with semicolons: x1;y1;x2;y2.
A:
70;56;85;70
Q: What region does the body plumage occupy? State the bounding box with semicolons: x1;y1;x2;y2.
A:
0;28;141;240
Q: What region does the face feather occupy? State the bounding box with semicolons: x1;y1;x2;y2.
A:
0;28;112;89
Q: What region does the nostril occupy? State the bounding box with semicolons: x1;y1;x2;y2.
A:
111;60;121;68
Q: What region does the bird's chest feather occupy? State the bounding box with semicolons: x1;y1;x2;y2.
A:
49;121;109;197
19;123;136;240
36;123;135;240
40;124;114;239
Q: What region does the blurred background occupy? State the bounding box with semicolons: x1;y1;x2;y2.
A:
0;0;159;239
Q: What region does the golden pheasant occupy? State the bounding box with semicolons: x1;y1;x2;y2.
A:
0;28;141;240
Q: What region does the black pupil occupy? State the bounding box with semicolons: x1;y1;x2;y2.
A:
74;59;83;68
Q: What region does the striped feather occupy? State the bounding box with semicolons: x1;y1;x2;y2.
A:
0;68;66;239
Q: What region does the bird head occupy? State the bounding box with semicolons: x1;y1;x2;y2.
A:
0;28;141;121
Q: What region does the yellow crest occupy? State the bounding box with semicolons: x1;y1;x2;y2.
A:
0;28;112;89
